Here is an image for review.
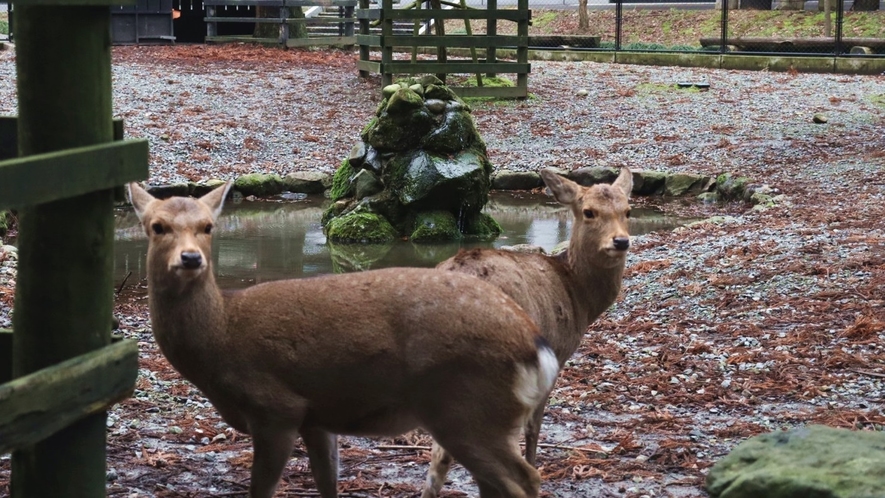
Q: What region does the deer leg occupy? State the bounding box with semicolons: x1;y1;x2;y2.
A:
301;427;340;498
434;433;540;498
523;403;546;467
249;425;299;498
421;441;455;498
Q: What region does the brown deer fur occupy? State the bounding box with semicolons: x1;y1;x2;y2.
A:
422;168;632;498
128;182;560;498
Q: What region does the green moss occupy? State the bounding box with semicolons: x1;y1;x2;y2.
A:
330;159;357;201
716;173;750;201
361;117;379;139
410;210;461;243
326;211;399;244
462;212;502;242
321;200;351;228
533;11;557;31
870;94;885;108
233;173;283;197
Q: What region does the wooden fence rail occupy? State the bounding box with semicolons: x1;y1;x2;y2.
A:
357;0;530;98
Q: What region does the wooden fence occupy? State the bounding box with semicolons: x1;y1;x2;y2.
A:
204;0;357;47
356;0;530;98
0;0;146;494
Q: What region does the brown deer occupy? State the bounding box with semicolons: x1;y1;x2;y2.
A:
422;168;632;498
128;182;560;498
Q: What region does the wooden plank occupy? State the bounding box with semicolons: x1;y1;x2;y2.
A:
378;35;525;49
357;33;381;46
380;9;526;21
0;329;10;385
0;140;149;210
382;61;530;74
358;59;381;73
0;116;15;161
356;8;381;20
286;36;356;47
289;17;355;24
206;35;282;45
0;340;138;455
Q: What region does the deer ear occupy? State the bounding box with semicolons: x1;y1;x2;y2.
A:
612;168;633;198
128;182;155;222
540;169;580;205
199;181;233;221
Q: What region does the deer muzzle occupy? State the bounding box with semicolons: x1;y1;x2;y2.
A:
179;251;204;270
613;237;630;251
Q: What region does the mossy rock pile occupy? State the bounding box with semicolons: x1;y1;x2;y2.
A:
324;77;501;244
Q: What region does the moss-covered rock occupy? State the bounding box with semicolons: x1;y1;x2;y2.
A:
386;88;426;115
353;169;384;200
385;149;490;216
234;173;284;197
330;159;357;201
568;167;619;186
664;173;711;196
283;171;332;195
365;109;436;152
491;170;543;190
632;170;668;195
410;210;461;243
421;110;480;155
326;210;398;244
716;173;750;201
463;212;503;242
322;200;352;228
706;425;885;498
191;179;228;197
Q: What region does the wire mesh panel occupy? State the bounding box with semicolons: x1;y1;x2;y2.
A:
841;0;885;55
617;5;720;52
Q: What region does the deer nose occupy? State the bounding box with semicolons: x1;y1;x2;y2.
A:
180;251;203;269
613;237;630;251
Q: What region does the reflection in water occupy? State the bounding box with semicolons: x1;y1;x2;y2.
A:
114;191;696;292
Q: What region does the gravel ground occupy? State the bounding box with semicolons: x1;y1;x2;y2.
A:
1;45;885;498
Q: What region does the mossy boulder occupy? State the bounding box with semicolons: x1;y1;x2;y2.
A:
234;173;284;197
147;183;191;199
330;159;357;201
385;149;491;215
568;167;619;186
463;212;503;242
191;179;228;197
283;171;332;194
325;210;398;244
706;425;885;498
632;170;668;195
410;210;461;243
491;170;543;190
716;173;750;201
328;80;498;243
664;173;712;196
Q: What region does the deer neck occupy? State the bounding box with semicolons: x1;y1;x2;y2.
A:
147;268;228;381
564;242;626;325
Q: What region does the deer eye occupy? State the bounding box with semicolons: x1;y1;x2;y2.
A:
583;209;595;219
151;223;165;235
204;224;213;235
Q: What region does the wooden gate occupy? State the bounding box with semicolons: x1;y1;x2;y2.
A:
356;0;530;98
0;0;147;494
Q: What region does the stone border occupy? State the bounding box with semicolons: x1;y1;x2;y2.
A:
133;167;777;208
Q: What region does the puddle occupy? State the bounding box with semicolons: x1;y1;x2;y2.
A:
113;191;699;292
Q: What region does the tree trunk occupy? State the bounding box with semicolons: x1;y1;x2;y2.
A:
578;0;589;30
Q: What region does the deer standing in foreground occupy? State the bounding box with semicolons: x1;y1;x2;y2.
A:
422;168;632;498
128;182;561;498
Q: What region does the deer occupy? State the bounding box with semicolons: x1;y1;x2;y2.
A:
422;168;632;498
127;181;561;498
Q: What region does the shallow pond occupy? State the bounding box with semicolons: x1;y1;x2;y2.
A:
114;191;698;291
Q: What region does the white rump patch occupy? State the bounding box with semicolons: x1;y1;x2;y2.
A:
513;345;560;410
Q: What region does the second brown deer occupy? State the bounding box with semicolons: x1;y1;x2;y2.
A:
128;182;561;498
422;168;632;498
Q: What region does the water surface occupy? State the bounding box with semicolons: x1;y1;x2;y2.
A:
115;191;695;291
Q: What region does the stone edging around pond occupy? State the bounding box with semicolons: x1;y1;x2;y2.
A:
136;167;780;209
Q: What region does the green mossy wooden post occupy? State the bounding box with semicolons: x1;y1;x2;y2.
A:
5;0;138;495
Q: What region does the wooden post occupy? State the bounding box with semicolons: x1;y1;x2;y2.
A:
381;0;393;86
516;0;527;92
486;0;496;78
359;0;370;77
11;4;115;497
207;5;218;37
